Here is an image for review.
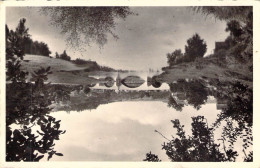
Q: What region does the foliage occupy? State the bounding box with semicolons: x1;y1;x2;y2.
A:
6;116;65;161
192;6;252;24
145;116;240;162
55;52;59;58
58;50;71;61
166;34;207;66
72;58;92;65
6;18;66;161
167;49;184;66
143;152;161;162
195;6;253;69
24;38;52;57
40;7;135;48
8;18;51;57
184;33;207;62
225;20;243;38
167;95;184;112
212;82;253;160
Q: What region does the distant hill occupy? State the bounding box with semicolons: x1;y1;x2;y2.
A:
21;54;86;73
21;54;117;73
19;54;115;85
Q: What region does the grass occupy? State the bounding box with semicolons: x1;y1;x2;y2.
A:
20;54;253;88
21;54;101;85
157;56;253;88
21;54;87;72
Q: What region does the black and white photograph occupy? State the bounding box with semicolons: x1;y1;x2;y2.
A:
1;1;259;167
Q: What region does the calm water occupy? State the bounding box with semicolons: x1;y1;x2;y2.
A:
50;101;222;161
6;72;253;162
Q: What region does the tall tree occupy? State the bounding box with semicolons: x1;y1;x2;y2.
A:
59;50;71;61
184;33;207;61
225;20;243;39
6;18;66;161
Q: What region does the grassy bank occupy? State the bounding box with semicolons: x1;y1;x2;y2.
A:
156;56;253;88
20;54;109;85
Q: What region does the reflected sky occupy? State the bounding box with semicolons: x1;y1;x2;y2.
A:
50;101;221;161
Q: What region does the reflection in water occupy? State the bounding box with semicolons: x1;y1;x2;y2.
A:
7;67;252;161
44;76;252;162
145;79;253;162
168;79;208;110
147;76;162;88
121;76;145;88
91;72;169;91
50;101;221;161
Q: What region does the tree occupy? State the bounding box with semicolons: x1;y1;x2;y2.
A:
6;19;65;161
192;6;252;24
40;7;135;48
225;20;243;39
167;49;184;66
59;50;71;61
184;33;207;61
11;19;52;57
143;152;161;162
193;6;252;69
167;95;184;111
55;52;59;58
145;116;239;162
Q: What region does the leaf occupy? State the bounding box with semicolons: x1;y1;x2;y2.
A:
47;154;53;161
55;153;63;156
36;130;44;136
34;155;44;161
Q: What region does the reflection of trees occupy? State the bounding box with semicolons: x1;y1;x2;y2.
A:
59;90;171;112
167;95;184;111
146;80;253;162
6;19;66;161
168;79;208;110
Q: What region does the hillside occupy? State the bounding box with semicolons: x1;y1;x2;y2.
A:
21;54;87;73
20;54;102;85
156;56;253;88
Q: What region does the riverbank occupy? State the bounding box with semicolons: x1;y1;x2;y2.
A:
155;56;253;88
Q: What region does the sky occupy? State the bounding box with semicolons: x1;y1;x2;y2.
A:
6;7;229;71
